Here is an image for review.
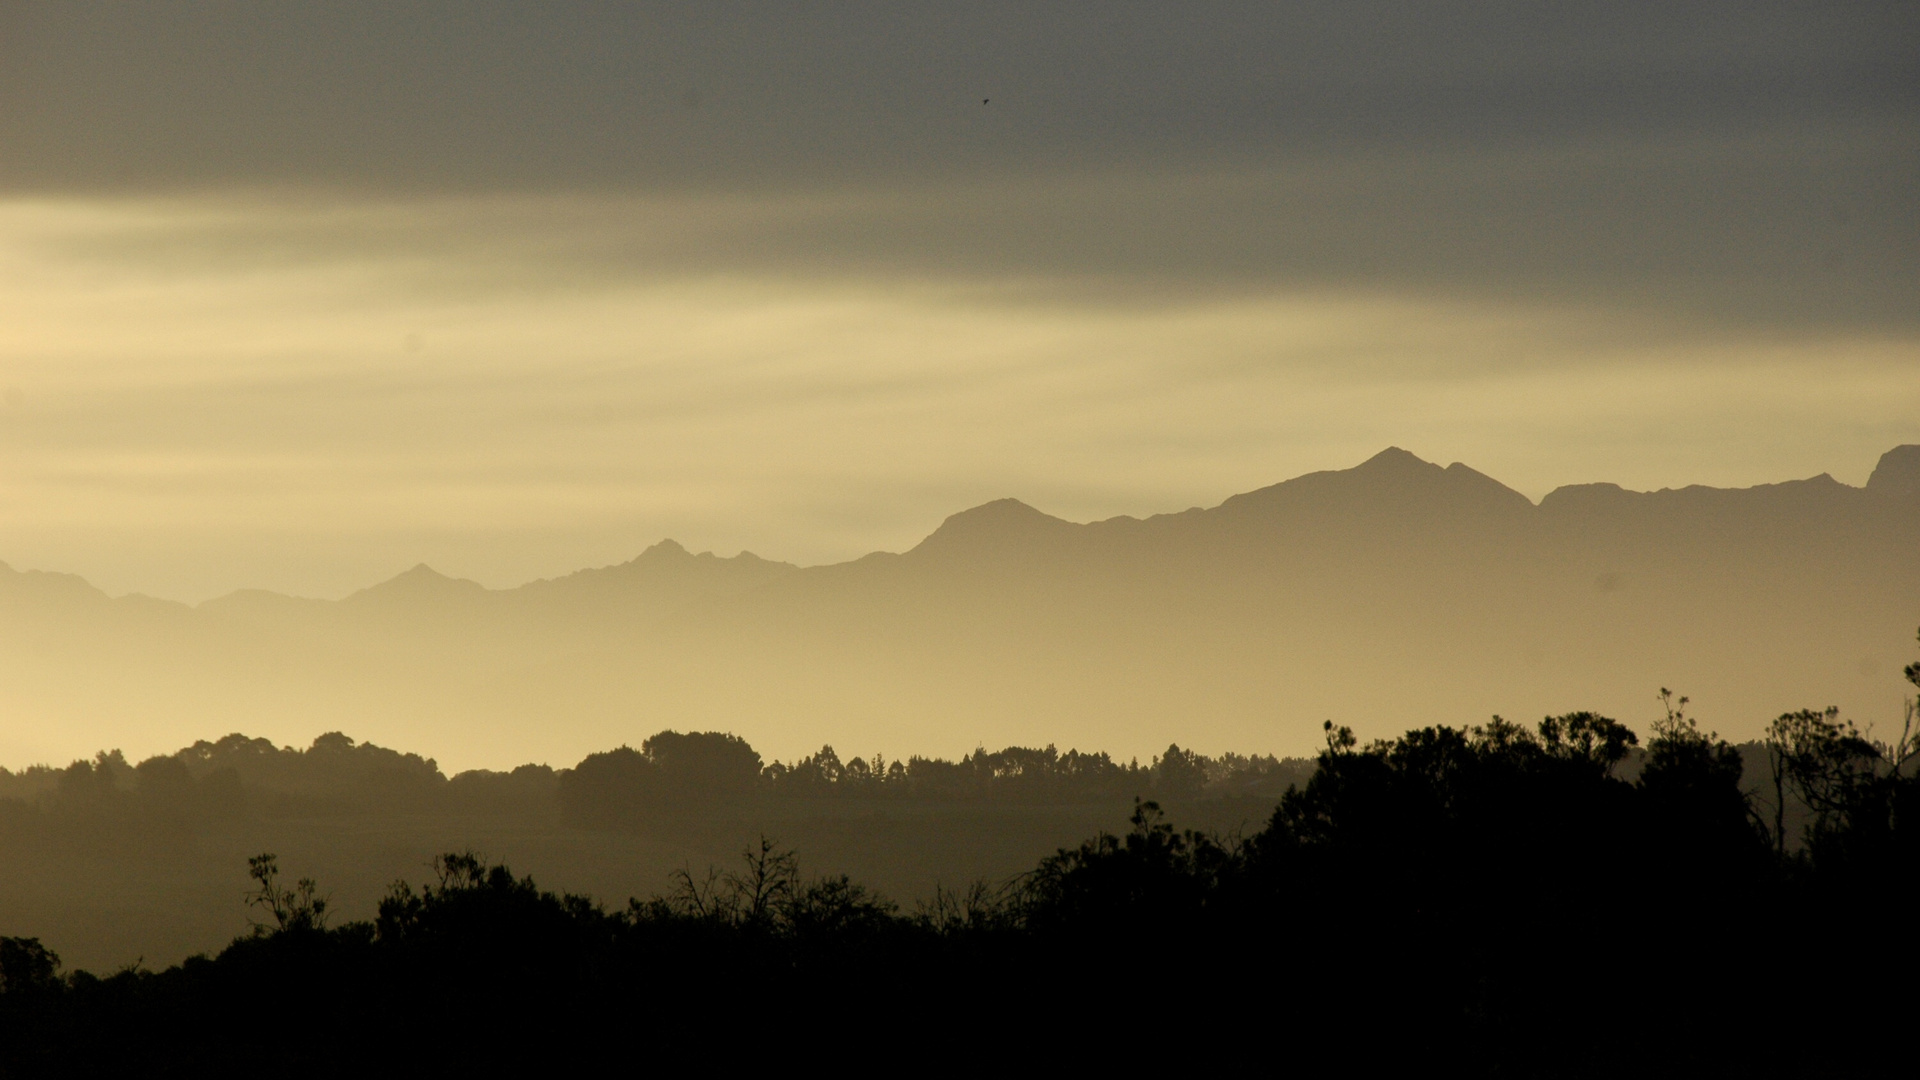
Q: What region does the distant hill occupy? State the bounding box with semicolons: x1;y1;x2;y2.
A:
3;447;1916;770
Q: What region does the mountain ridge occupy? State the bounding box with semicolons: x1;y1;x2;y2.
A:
9;444;1911;607
3;445;1914;772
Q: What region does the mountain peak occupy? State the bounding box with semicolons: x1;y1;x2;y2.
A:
1354;446;1439;473
1867;445;1920;501
640;539;691;560
347;563;488;604
1217;447;1531;522
910;498;1078;559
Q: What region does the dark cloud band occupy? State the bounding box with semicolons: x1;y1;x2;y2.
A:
3;2;1912;192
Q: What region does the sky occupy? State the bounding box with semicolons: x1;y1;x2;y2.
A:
1;2;1916;603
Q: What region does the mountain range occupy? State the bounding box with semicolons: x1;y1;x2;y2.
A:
5;446;1917;771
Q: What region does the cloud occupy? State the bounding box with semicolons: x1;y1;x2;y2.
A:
8;119;1916;333
3;4;1910;328
0;4;1913;602
4;3;1912;192
2;193;1915;602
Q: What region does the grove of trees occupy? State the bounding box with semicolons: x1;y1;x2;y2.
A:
3;633;1916;1074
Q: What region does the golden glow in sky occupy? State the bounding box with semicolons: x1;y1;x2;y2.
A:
2;187;1913;602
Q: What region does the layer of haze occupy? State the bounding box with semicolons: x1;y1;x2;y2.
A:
7;184;1913;602
0;4;1916;767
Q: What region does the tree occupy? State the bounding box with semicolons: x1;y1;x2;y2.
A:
1538;710;1638;776
245;853;329;934
1151;743;1209;799
1023;798;1234;935
1638;689;1762;868
1764;627;1920;877
641;730;763;806
664;836;800;926
0;937;60;996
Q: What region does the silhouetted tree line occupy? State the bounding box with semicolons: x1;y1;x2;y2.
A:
0;733;460;824
1;729;1309;837
560;733;1311;828
4;634;1917;1073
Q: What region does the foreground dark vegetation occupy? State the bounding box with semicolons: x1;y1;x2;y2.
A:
3;637;1917;1074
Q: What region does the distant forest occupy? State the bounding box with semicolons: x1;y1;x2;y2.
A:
0;729;1313;826
3;633;1916;1073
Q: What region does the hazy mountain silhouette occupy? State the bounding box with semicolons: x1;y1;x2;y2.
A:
3;447;1915;767
510;540;797;621
345;563;490;608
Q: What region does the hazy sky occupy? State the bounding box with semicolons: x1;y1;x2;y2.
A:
2;2;1915;602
